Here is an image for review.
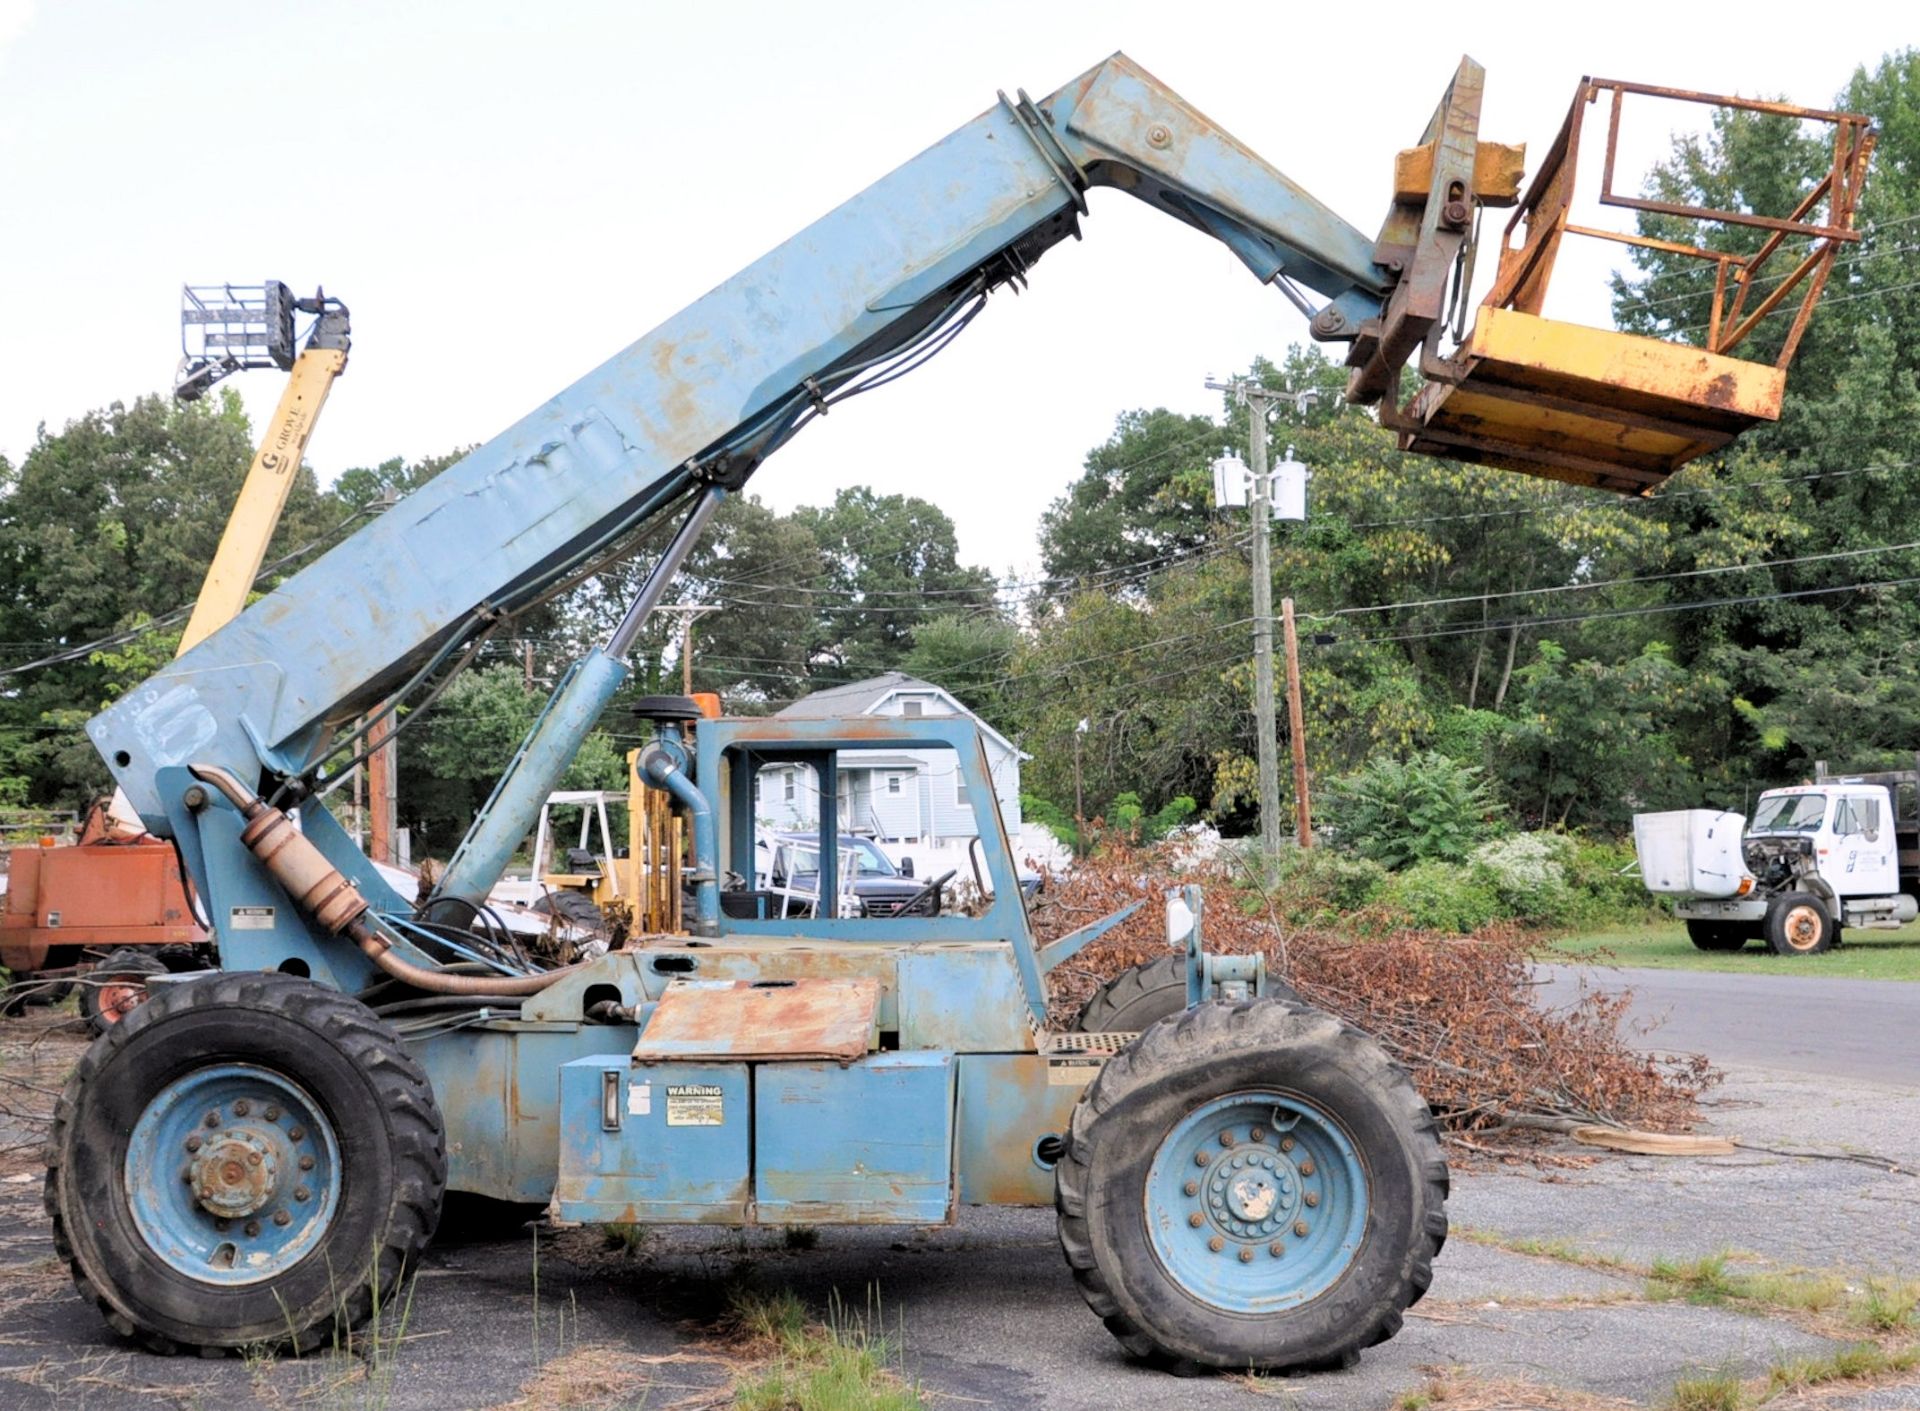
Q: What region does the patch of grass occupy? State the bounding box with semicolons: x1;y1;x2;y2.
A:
1550;920;1920;981
1766;1342;1919;1394
600;1222;649;1256
1380;1368;1635;1411
784;1225;820;1251
1859;1276;1920;1331
1455;1227;1633;1272
1649;1252;1740;1306
1668;1371;1743;1411
726;1289;923;1411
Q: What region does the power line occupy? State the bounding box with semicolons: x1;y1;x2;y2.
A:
1300;536;1920;623
1334;573;1920;649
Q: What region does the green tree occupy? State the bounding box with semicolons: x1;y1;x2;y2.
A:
0;392;338;805
1037;408;1220;581
793;487;998;682
398;664;626;855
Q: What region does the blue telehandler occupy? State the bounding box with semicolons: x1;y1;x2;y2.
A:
47;54;1868;1372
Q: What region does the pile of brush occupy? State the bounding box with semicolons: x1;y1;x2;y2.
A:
1031;844;1712;1145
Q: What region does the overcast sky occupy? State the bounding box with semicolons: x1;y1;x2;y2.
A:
0;2;1892;580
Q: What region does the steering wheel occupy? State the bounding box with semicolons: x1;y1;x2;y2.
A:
893;868;959;917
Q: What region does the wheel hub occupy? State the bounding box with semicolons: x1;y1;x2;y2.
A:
1146;1093;1370;1313
1209;1148;1297;1236
1785;906;1822;949
189;1131;278;1219
125;1064;340;1285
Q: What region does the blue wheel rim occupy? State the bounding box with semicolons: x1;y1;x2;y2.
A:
124;1063;342;1286
1144;1091;1369;1313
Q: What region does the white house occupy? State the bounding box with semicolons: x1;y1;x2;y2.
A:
754;673;1026;849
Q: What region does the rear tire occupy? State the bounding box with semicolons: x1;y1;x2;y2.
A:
1684;920;1748;952
1074;954;1300;1034
80;948;167;1035
1055;998;1447;1371
45;971;445;1354
1763;892;1834;955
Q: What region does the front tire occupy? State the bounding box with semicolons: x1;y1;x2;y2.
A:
1684;920;1749;953
1764;892;1834;955
1055;999;1447;1372
45;971;446;1354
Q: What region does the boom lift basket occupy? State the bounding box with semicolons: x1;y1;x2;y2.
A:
1389;79;1874;495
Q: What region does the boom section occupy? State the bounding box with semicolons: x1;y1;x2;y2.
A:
92;52;1388;828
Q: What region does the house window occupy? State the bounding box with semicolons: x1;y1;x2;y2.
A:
784;772;795;802
902;699;923;718
887;774;902;795
952;766;966;806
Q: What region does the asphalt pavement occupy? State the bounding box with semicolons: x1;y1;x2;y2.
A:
1534;961;1920;1081
7;964;1920;1408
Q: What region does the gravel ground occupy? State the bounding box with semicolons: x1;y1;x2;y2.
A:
3;1003;1917;1410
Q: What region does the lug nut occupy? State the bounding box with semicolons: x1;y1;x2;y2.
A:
1304;1192;1319;1208
299;1155;315;1172
1219;1131;1236;1148
1207;1236;1224;1253
1270;1242;1285;1258
204;1112;221;1128
1280;1137;1295;1152
233;1100;251;1117
244;1220;261;1237
264;1106;280;1121
1194;1150;1209;1167
185;1135;203;1153
287;1126;305;1142
273;1210;291;1227
1238;1248;1253;1263
294;1185;311;1203
1250;1127;1266;1143
1298;1158;1315;1176
1188;1212;1205;1228
1294;1220;1310;1237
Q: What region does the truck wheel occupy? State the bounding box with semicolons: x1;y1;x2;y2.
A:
533;890;609;936
1055;998;1447;1371
45;971;445;1355
1073;954;1300;1034
1684;920;1748;952
80;948;168;1035
1763;893;1834;956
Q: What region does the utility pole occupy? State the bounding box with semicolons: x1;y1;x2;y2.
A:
654;603;722;695
522;639;535;694
1281;598;1312;847
366;710;396;866
1206;376;1283;871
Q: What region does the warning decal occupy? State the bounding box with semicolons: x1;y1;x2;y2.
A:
229;905;275;931
665;1083;725;1126
1046;1057;1103;1087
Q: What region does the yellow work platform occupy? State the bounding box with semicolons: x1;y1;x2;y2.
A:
1368;76;1872;496
1397;307;1786;494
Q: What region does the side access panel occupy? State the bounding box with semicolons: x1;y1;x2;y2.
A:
556;1057;749;1223
756;1052;954;1224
